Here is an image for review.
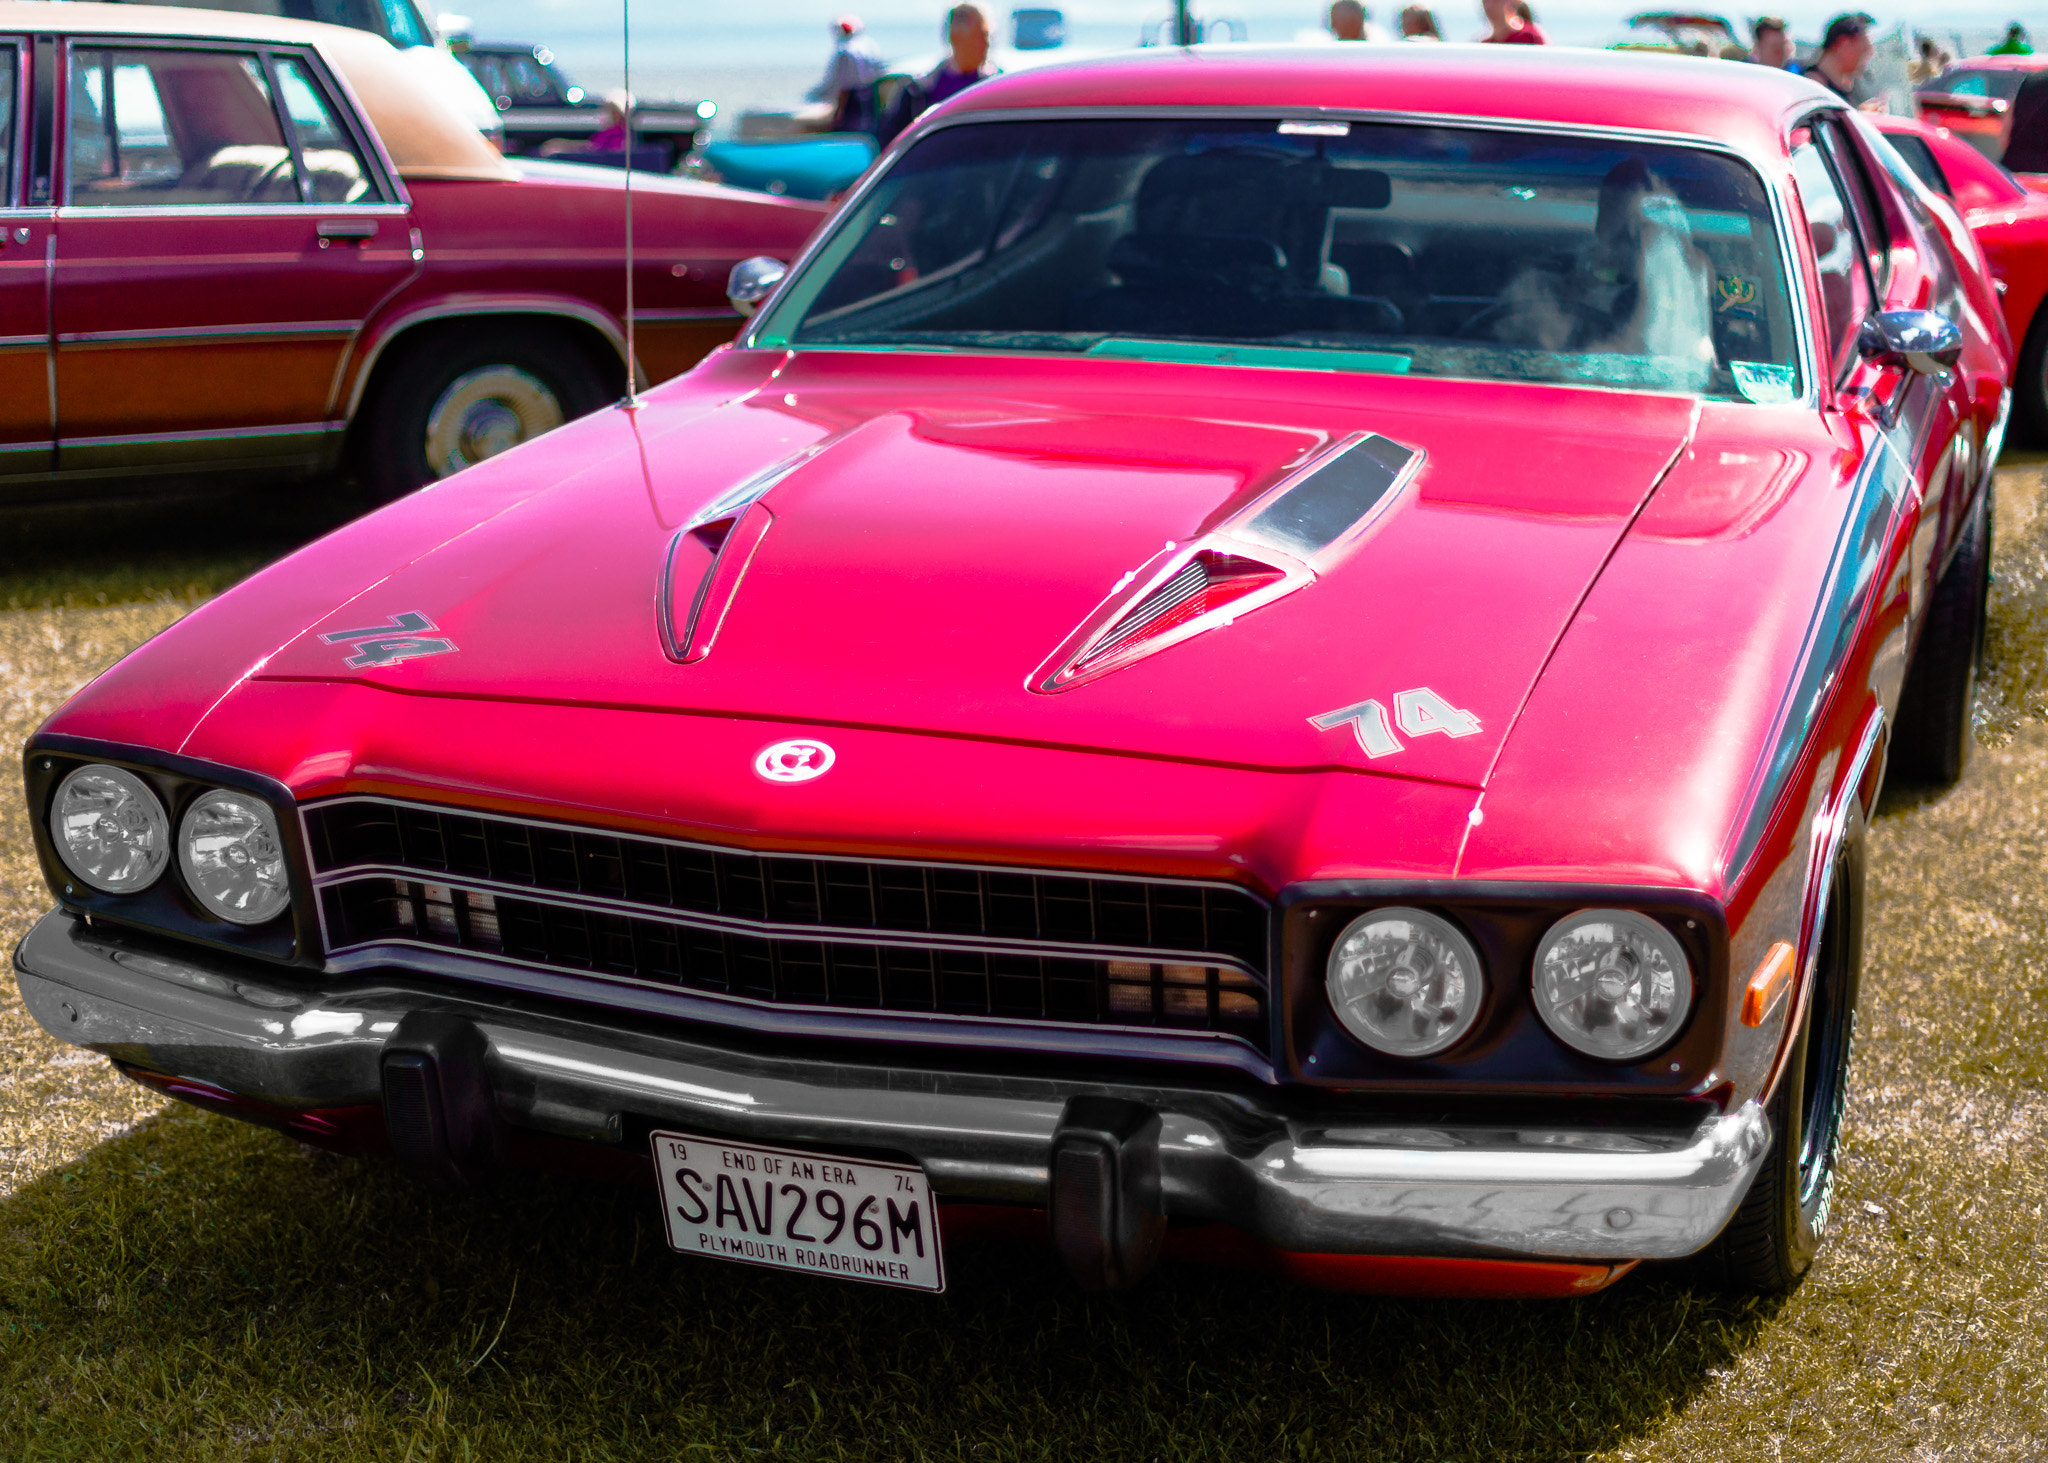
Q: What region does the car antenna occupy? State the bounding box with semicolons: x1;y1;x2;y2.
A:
621;0;639;408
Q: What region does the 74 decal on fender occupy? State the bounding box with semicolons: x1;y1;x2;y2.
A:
1311;688;1480;759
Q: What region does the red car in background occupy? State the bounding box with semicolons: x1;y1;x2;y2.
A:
13;47;2010;1302
1874;114;2048;433
1913;57;2039;160
0;3;824;504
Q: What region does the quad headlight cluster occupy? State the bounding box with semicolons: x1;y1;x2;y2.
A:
50;764;292;927
1324;904;1694;1063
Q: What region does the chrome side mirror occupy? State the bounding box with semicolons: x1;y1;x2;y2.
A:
727;256;787;317
1858;309;1963;375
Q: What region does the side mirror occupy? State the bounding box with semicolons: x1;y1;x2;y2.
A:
1858;308;1964;375
727;256;787;317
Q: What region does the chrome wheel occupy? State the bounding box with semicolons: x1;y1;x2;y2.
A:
422;366;565;478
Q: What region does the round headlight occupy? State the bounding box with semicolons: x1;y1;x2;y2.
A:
1533;909;1693;1061
178;790;291;926
1325;907;1486;1058
50;764;170;894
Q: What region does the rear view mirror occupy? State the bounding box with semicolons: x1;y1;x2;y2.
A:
1858;308;1964;374
727;256;788;317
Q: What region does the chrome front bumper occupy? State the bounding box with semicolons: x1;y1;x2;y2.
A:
13;910;1769;1264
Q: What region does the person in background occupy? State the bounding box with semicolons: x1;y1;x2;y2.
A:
1802;14;1883;109
1909;34;1952;82
809;15;888;135
1328;0;1391;41
1482;0;1545;44
880;3;997;145
1399;3;1443;38
1748;16;1795;67
587;91;630;151
1990;21;2033;55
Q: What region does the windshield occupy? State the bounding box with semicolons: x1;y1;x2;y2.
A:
757;117;1802;404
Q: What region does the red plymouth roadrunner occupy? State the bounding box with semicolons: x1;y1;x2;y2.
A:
14;47;2010;1298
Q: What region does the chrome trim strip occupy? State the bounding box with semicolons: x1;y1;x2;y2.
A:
634;307;744;323
52;204;411;220
314;865;1269;976
320;934;1267;1062
57;321;358;344
300;793;1272;906
741;103;1820;407
60;419;340;450
15;909;1774;1261
1727;432;1909;878
0;333;43;348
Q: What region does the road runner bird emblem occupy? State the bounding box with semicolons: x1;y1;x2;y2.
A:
318;611;458;669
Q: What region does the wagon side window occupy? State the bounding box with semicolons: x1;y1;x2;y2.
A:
67;47;300;206
1791;132;1875;380
270;55;377;203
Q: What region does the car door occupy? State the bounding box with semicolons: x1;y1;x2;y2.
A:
50;40;415;477
1793;114;1972;713
0;35;52;476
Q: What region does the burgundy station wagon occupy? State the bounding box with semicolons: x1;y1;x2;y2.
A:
13;45;2012;1298
0;2;823;503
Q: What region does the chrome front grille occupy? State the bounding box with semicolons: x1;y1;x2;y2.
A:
304;798;1271;1048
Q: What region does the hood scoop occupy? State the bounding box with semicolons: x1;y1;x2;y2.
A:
659;446;834;664
1033;432;1421;693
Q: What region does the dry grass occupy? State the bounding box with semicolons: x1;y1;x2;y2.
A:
0;479;2045;1460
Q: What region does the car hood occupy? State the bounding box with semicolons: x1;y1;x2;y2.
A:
248;353;1696;787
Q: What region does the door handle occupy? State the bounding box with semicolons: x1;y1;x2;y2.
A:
316;219;379;243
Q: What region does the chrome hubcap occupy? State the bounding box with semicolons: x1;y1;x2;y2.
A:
423;366;565;478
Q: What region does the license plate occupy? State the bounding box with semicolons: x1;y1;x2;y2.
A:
650;1131;945;1293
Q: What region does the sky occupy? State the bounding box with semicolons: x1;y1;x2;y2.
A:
434;0;2035;114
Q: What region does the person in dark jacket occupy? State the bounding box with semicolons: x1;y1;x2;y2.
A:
879;4;997;146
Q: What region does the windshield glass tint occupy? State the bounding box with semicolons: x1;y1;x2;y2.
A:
762;118;1800;403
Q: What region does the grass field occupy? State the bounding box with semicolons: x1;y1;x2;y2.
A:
0;476;2045;1460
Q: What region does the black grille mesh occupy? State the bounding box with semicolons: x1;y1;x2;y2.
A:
305;800;1267;968
321;877;1266;1041
305;800;1271;1047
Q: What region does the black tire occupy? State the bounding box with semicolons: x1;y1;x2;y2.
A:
353;323;615;506
1890;481;1991;788
2017;306;2048;445
1706;812;1864;1293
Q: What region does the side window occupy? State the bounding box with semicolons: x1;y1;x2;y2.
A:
1883;133;1953;199
0;46;15;195
1818;121;1891;296
1792;132;1875;376
272;56;376;202
68;48;297;206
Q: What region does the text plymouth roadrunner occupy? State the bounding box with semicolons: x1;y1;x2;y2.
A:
13;46;2012;1297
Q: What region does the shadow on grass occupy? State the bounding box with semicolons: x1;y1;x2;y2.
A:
0;484;360;611
0;1103;1778;1462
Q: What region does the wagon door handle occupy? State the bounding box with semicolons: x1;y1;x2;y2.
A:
317;218;379;242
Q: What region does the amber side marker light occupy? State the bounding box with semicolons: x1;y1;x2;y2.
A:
1740;941;1796;1027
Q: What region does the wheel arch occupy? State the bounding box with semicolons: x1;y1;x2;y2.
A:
340;299;638;431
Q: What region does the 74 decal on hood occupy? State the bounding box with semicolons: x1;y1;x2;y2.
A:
1312;688;1481;759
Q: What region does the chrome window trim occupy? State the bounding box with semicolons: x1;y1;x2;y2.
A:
740;103;1819;408
0;39;21;208
301;792;1272;909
